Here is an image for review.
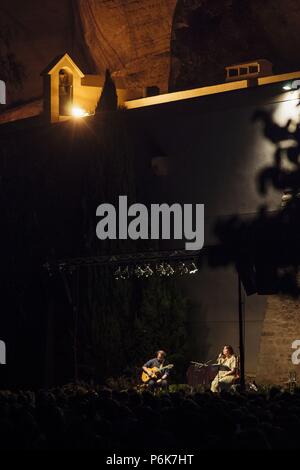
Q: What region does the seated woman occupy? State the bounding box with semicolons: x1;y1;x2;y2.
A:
210;345;237;393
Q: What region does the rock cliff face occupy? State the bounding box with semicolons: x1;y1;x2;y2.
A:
4;0;300;104
170;0;300;90
77;0;177;93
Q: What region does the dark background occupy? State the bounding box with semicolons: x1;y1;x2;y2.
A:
1;0;299;387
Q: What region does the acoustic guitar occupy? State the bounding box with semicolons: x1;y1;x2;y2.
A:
141;364;174;383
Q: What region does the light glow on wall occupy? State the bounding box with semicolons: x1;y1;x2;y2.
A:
272;95;300;126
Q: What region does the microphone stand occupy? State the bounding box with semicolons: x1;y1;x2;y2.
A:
217;355;223;388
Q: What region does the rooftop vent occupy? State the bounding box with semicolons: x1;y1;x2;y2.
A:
225;59;273;82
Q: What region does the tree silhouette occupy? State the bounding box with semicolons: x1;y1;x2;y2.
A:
213;98;300;297
95;69;118;112
0;22;25;89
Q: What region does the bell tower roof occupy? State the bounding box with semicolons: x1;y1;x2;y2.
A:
40;53;84;78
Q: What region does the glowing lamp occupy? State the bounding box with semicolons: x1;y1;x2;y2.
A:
71;106;89;118
282;83;292;91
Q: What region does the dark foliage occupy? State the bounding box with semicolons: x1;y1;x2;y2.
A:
211;101;300;296
0;20;25;88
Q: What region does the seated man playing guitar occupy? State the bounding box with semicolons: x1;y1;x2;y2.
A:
142;350;173;392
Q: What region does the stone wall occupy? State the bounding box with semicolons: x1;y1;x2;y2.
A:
256;295;300;386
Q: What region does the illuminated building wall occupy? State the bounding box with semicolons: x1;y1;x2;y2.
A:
128;79;300;381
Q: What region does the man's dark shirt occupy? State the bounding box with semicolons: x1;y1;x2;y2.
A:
143;358;170;377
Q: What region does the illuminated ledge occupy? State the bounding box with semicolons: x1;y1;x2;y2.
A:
125;70;300;110
125;80;249;109
258;70;300;85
